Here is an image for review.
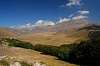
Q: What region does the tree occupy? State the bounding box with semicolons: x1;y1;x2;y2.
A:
69;39;100;66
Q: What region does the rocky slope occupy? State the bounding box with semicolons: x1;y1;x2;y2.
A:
0;46;78;66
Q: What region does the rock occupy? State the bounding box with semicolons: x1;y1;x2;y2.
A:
0;56;7;60
34;61;46;66
10;62;21;66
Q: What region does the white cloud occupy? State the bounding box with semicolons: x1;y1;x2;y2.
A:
59;0;90;21
72;15;88;20
10;20;56;29
35;20;55;26
68;10;90;18
66;0;81;6
67;10;90;20
78;10;90;15
58;18;71;23
68;11;77;18
10;23;36;29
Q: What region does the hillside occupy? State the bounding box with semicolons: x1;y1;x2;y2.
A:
16;20;90;45
0;28;18;38
0;46;78;66
18;31;88;46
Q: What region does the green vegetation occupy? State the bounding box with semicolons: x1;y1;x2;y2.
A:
68;31;100;65
1;38;34;49
33;44;59;56
0;60;9;66
20;62;32;66
69;39;100;66
33;44;77;61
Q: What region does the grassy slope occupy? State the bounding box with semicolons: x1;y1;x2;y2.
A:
18;30;88;46
0;28;16;38
2;46;78;66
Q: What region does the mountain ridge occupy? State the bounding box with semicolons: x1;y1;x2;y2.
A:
0;19;100;45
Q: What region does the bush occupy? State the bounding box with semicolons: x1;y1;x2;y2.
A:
69;39;100;65
33;44;77;61
20;62;32;66
58;44;77;60
33;44;59;56
2;38;34;49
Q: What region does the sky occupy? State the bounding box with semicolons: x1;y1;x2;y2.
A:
0;0;100;27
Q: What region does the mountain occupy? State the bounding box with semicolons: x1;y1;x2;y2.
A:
12;19;89;34
1;19;100;45
78;24;100;30
78;24;100;40
51;19;89;33
15;19;93;45
0;27;19;38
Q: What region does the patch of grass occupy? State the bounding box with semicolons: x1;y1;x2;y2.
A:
20;62;32;66
1;38;34;49
0;60;9;66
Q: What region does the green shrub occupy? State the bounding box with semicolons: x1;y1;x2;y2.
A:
68;31;100;65
69;39;100;65
2;38;34;49
58;44;77;60
33;44;77;61
20;62;32;66
0;60;9;66
33;44;59;56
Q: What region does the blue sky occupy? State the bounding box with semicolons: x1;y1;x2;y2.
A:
0;0;100;27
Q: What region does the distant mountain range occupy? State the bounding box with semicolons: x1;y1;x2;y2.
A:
0;19;100;45
10;19;89;33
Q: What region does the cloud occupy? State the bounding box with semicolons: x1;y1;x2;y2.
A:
58;18;71;23
13;23;35;29
78;10;90;15
59;0;90;21
10;20;55;29
72;15;88;20
68;11;78;18
73;10;90;20
66;0;82;7
69;10;90;17
68;10;90;20
35;20;55;26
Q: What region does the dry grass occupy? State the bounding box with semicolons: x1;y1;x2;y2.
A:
1;46;78;66
17;31;88;46
0;28;16;38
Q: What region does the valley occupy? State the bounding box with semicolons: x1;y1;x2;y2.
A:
0;19;100;66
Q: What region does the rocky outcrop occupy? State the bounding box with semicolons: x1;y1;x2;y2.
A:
10;62;21;66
